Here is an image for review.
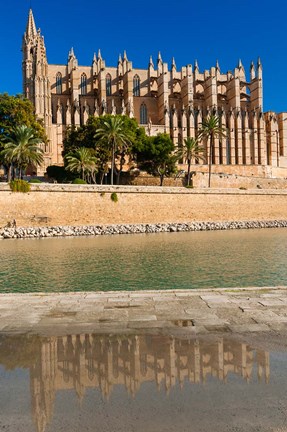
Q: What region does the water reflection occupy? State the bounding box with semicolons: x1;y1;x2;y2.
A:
0;332;270;432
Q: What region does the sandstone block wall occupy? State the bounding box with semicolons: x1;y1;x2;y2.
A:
0;184;287;228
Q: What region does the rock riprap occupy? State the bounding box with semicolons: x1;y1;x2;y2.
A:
1;220;287;239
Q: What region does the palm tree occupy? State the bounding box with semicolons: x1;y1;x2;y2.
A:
95;116;132;185
1;125;44;179
65;147;98;182
178;137;205;186
198;115;225;187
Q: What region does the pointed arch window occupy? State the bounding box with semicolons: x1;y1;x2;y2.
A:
106;74;112;96
56;72;62;94
133;75;140;97
80;73;87;95
140;103;148;125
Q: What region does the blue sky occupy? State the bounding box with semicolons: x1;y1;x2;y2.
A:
1;0;287;112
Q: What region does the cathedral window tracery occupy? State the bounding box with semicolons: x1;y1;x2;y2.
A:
80;73;87;95
56;72;62;94
140;103;148;124
106;74;112;96
133;75;140;97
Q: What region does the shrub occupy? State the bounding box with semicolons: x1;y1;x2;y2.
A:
29;179;42;183
9;179;31;193
72;178;87;184
110;192;118;203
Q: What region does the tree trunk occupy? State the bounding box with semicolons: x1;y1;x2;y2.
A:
100;172;104;185
91;171;97;184
7;165;12;182
160;174;164;186
111;141;115;185
208;135;213;188
187;159;191;186
116;154;125;185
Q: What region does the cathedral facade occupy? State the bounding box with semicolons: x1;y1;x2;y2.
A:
23;10;287;176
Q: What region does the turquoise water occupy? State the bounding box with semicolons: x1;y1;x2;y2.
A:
1;228;287;292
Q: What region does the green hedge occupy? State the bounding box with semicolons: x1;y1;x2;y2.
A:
29;179;42;183
72;178;87;184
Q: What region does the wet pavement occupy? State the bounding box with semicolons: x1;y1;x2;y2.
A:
1;288;287;431
1;327;287;431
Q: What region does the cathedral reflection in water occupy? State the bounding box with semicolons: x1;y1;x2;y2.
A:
0;333;270;432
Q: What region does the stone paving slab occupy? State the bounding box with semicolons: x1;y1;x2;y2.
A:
228;324;271;333
0;286;287;335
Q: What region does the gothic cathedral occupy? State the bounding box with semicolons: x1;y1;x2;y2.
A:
23;10;287;176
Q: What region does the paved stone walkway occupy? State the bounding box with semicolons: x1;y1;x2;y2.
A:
1;286;287;336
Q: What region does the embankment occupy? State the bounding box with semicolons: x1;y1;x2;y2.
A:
1;183;287;228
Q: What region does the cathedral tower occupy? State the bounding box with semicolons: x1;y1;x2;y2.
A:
22;10;53;171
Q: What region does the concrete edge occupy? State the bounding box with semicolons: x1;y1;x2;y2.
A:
0;285;286;297
1;183;287;195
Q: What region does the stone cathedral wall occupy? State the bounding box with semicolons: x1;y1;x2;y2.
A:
1;185;287;228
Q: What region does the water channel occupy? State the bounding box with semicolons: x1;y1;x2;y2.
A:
1;229;287;430
1;228;287;293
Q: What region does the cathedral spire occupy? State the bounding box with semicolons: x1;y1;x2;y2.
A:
171;57;176;70
68;47;78;71
257;57;262;79
68;47;75;59
257;57;262;68
26;9;37;39
237;59;243;70
149;55;154;69
35;31;47;64
250;61;255;80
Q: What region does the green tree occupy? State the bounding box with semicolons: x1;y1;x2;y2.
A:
63;118;109;184
178;137;206;186
46;165;70;183
65;147;98;183
63;115;145;184
198;114;225;187
1;125;44;179
0;94;46;150
136;133;178;186
95;116;134;185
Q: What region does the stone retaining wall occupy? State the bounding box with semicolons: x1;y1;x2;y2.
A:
1;184;287;228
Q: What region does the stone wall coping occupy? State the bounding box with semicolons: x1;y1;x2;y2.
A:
1;183;287;195
0;286;286;297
